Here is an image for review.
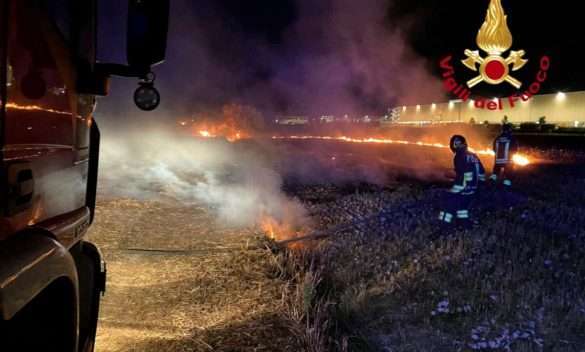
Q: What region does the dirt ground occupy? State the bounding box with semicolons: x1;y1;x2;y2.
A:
87;199;300;352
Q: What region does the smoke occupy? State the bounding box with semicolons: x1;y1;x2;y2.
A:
94;0;449;233
98;124;307;230
268;0;444;113
98;0;444;117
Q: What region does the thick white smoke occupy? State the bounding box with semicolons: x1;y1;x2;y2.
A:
98;125;307;230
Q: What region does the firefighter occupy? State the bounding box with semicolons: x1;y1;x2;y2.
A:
438;135;486;227
490;123;519;188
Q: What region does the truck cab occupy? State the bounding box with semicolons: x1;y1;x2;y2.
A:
0;1;168;351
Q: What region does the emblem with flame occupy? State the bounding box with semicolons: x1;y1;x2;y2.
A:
462;0;527;89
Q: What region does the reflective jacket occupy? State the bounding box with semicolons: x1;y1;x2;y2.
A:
493;132;519;165
451;150;485;195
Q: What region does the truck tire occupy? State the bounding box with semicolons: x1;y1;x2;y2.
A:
74;241;106;352
0;277;77;352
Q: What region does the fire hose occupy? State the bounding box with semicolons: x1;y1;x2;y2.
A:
276;195;440;247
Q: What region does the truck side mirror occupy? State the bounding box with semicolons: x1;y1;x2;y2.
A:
127;0;169;111
92;0;169;110
127;0;170;70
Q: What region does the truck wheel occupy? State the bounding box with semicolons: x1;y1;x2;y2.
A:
74;241;106;352
0;278;77;352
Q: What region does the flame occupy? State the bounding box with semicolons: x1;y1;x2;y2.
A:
512;153;530;166
477;0;513;54
178;104;257;142
260;216;306;243
183;121;247;142
272;135;531;166
261;217;279;240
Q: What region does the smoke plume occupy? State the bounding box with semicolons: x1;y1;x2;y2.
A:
95;0;448;233
98;124;308;230
99;0;444;117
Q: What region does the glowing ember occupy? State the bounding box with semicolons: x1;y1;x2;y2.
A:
272;135;531;167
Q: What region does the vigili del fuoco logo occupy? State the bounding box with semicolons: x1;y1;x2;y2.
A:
439;0;550;110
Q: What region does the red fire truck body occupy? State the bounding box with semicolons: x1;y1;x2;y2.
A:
0;1;168;350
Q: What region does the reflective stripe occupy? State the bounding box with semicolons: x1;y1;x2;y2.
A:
478;175;486;181
439;212;454;223
464;172;474;181
503;180;512;186
457;210;469;219
490;174;498;181
451;185;464;193
444;213;453;223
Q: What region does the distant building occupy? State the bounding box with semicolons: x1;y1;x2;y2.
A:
390;91;585;126
275;116;309;125
320;115;335;123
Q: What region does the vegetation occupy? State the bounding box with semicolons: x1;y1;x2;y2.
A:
278;152;585;351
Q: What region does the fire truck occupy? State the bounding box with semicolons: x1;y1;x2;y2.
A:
0;0;168;351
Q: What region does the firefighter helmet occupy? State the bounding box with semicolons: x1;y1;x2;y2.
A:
450;135;467;153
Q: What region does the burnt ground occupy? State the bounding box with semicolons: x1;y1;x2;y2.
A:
87;199;301;352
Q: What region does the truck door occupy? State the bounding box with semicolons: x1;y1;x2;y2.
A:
1;0;93;245
0;0;6;149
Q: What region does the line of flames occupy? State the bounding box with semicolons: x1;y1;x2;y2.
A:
271;135;531;166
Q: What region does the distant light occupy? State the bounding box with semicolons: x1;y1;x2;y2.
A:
402;106;407;112
416;105;421;111
468;100;475;107
431;103;437;110
575;121;580;128
556;92;566;101
448;101;455;109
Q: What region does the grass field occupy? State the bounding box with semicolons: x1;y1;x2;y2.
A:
280;152;585;351
89;144;585;352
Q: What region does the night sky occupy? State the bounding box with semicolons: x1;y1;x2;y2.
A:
98;0;583;118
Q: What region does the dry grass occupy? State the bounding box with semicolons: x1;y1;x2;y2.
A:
285;159;585;351
88;199;304;352
87;151;585;352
